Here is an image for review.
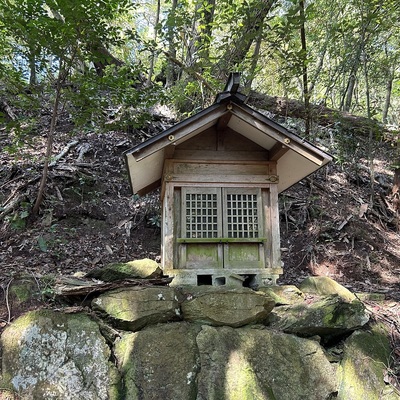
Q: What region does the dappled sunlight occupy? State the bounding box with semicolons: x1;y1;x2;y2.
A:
224;350;266;400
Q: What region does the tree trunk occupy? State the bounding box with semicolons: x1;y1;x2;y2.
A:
147;0;161;86
343;70;358;112
32;71;63;216
248;91;383;136
392;140;400;218
91;44;124;76
299;0;310;136
382;75;393;124
165;0;179;87
244;30;263;94
28;46;37;87
363;51;375;206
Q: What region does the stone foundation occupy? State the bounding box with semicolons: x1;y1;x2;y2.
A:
164;268;283;287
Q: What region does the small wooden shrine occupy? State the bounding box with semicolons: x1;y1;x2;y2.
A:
124;73;332;287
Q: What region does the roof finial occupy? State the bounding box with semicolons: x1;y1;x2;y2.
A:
223;72;241;94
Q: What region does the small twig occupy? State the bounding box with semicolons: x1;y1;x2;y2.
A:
49;140;79;167
0;175;22;189
337;215;353;231
4;278;13;324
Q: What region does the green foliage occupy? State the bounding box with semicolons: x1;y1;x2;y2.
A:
5;202;31;230
148;214;161;228
37;236;48;252
64;64;160;130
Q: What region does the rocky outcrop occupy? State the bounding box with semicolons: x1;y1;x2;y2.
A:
337;325;399;399
1;273;398;400
195;325;337;400
115;323;201;400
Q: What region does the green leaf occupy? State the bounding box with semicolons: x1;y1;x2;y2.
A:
37;236;48;252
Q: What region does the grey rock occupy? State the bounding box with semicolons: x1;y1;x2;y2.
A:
92;286;180;331
0;310;120;400
114;322;201;400
196;325;338;400
337;324;400;399
267;294;369;337
299;276;356;302
179;286;275;327
257;285;304;305
86;258;162;282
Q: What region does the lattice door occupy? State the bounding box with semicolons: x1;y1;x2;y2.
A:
223;188;265;269
183;189;221;239
179;187;265;269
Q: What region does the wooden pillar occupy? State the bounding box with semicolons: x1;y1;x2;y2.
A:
162;183;174;271
269;183;281;269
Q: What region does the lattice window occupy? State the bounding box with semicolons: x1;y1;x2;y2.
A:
184;192;218;238
226;193;259;238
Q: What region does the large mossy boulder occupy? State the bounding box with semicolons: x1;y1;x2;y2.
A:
86;258;162;282
92;286;180;330
337;324;399;399
196;325;338;400
300;276;356;302
267;294;369;337
179;286;275;327
115;323;201;400
0;310;120;400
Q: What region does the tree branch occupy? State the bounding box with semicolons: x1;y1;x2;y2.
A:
163;51;216;92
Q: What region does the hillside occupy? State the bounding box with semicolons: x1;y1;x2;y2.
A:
1;104;400;291
1;102;400;388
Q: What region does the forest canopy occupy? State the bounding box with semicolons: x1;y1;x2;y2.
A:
1;0;399;119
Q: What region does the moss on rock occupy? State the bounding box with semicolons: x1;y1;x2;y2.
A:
0;310;120;400
86;258;162;282
337;324;400;399
299;276;356;302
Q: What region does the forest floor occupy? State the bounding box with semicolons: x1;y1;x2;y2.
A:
1;107;400;387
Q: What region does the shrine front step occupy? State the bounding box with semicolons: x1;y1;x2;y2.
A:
164;268;283;288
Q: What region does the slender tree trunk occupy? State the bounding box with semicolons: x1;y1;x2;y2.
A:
28;47;37;87
166;0;179;87
299;0;310;136
244;30;263;94
343;70;358;112
362;51;375;206
147;0;161;86
32;73;63;216
393;149;400;232
382;75;393;124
